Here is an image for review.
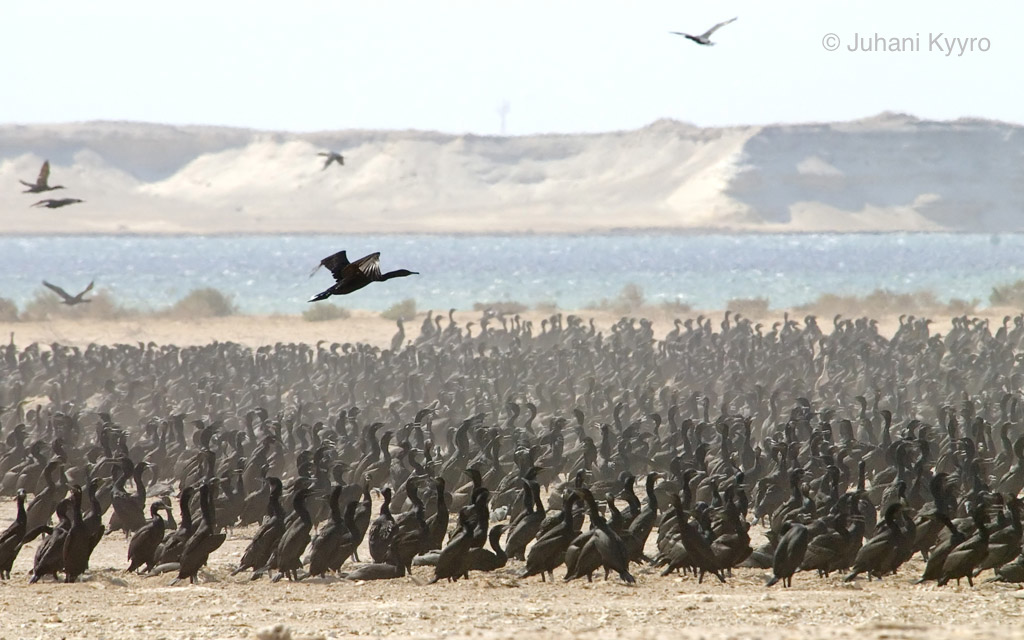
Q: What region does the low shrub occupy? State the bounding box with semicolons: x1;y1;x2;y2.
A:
473;300;528;315
589;283;646;314
164;287;237;318
0;297;18;322
727;297;770;317
302;303;350;322
381;298;416;321
991;279;1024;307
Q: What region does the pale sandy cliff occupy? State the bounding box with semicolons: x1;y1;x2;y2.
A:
0;113;1020;233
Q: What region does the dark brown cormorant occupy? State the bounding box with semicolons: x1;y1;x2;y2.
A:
575;488;634;583
844;503;906;582
24;460;66;532
424;476;449;551
625;473;660;563
309;251;418;301
318;151;344;170
62;485;92;582
766;522;808;587
520;491;581;582
108;459;149;535
83;478;105;553
915;513;964;584
670;17;737;45
367;486;396;563
19;161;64;193
152;486;195;567
659;492;725;583
232;477;285;577
989;552;1024;583
31;198;83;209
972;495;1022;577
0;489;28;579
127;501;167;573
307;486;352;578
29;498;72;583
462;524;509;574
349;476;373;562
430;510;475;583
271;486;315;582
173;483;226;585
938;506;990;587
505;479;544;561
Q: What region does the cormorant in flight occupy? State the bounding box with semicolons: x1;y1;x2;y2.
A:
309;251;417;301
670;17;737;45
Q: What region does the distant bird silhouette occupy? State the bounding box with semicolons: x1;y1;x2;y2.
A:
42;281;94;306
309;251;418;301
19;161;64;193
670;17;737;45
32;198;82;209
318;151;345;170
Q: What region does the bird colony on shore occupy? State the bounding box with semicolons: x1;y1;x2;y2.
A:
2;309;1024;589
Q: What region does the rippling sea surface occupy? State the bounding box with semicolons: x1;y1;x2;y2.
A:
0;233;1022;314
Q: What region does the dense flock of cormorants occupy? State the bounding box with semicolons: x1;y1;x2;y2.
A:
2;309;1024;589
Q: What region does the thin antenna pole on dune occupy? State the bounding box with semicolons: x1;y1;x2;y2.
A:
497;100;511;135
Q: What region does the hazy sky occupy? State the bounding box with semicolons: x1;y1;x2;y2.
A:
2;1;1019;134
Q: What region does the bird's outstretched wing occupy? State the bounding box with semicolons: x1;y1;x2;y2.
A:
700;17;737;38
320;153;343;170
31;199;52;208
311;250;351;279
80;281;95;296
42;281;74;302
348;252;382;281
37;161;50;187
669;31;693;38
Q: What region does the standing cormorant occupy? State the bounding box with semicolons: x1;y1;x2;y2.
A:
62;485;92;583
766;522;809;587
127;502;167;574
0;489;28;579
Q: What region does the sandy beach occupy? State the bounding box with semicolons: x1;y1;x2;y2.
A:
0;306;1012;350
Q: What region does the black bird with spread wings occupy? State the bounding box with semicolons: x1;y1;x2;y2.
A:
32;198;83;209
670;17;737;45
20;161;65;193
309;251;418;301
318;151;345;170
43;280;94;306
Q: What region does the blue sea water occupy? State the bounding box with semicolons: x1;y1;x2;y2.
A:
0;233;1022;314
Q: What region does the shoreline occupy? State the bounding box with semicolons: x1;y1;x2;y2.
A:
1;307;1015;349
0;229;1017;237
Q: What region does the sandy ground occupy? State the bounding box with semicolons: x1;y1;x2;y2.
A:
0;308;1013;350
1;496;1023;640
